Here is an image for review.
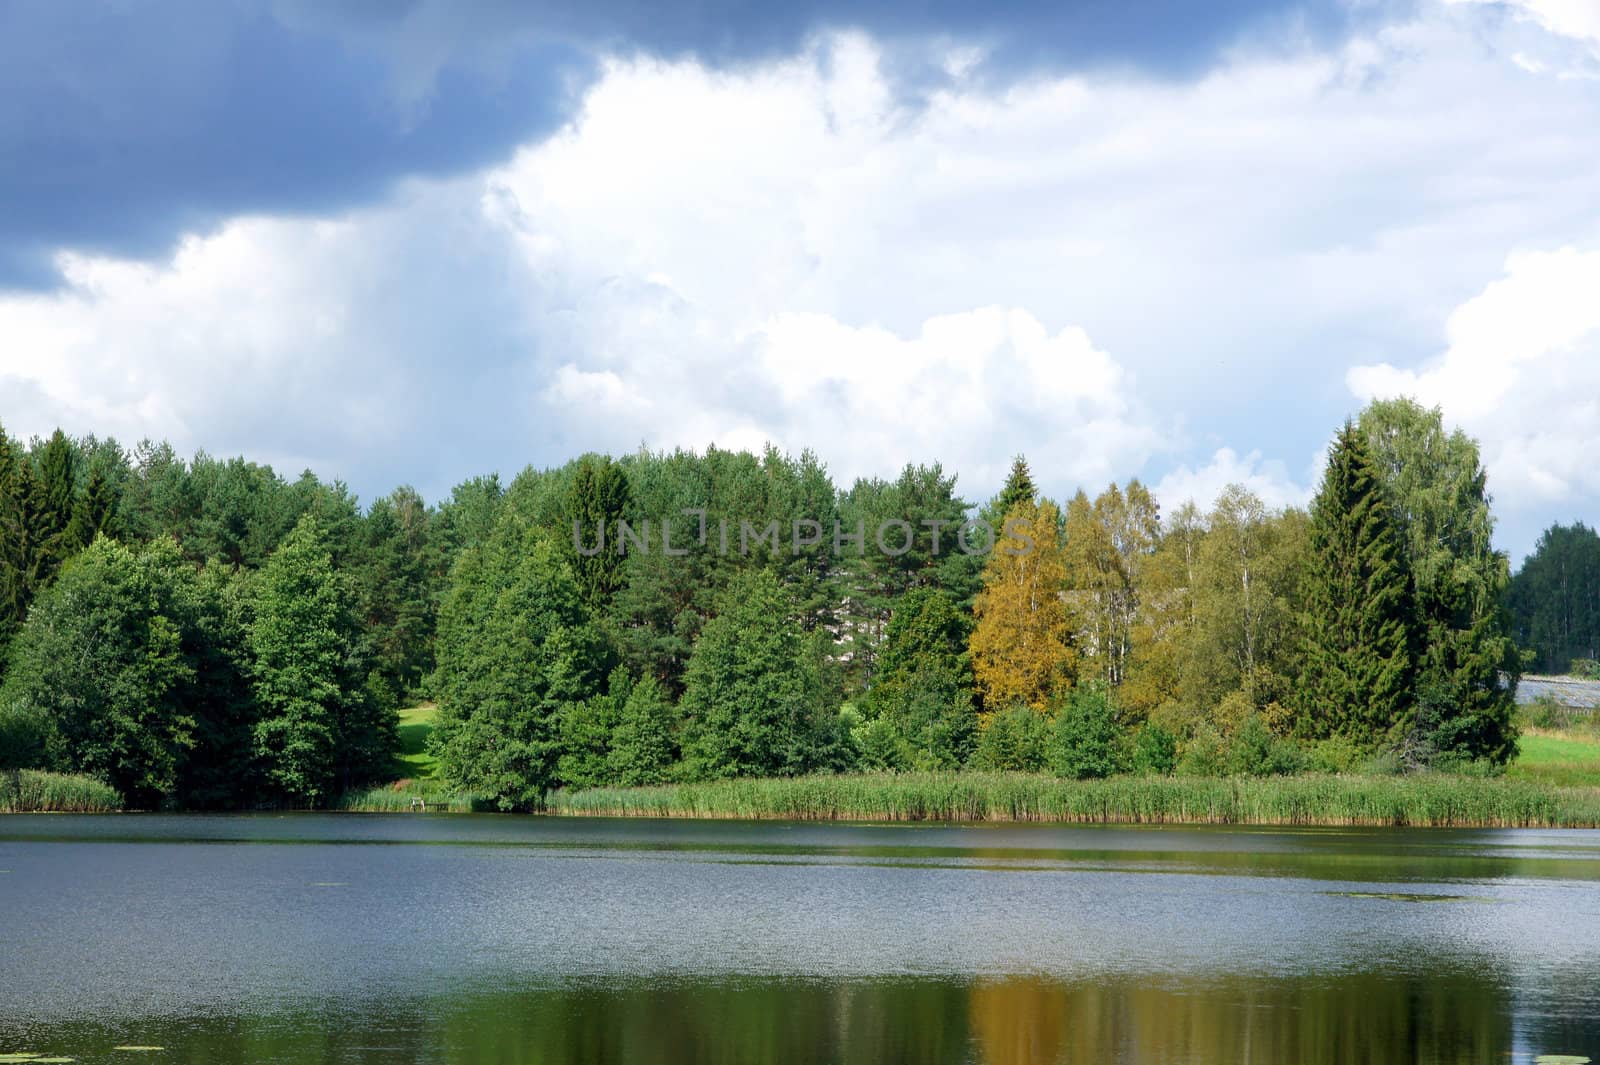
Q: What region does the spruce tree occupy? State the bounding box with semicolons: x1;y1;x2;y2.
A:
1358;398;1519;764
565;454;632;610
996;455;1037;517
65;464;119;552
1296;423;1416;748
679;569;829;779
34;430;78;580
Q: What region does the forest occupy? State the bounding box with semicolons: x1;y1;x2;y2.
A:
1;397;1595;811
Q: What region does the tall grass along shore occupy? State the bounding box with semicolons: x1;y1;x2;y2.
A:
546;772;1600;828
0;769;123;813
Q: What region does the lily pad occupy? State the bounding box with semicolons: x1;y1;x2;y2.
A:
112;1049;166;1053
1534;1056;1591;1064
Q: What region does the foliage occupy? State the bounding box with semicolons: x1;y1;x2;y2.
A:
1;537;206;806
1359;398;1519;764
1130;723;1178;776
249;515;396;806
679;569;836;779
1296;422;1416;749
431;515;609;810
971;704;1052;772
1510;522;1600;674
1049;683;1124;779
565;454;632;610
1225;713;1304;776
970;499;1075;711
607;675;678;785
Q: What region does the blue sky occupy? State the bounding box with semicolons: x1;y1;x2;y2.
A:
3;0;1599;561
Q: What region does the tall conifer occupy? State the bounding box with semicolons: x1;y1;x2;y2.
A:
1297;423;1416;747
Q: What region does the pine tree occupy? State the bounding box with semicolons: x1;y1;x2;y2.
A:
1510;522;1600;672
1296;423;1416;748
969;498;1075;712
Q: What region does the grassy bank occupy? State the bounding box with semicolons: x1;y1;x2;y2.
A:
547;771;1600;828
0;770;123;812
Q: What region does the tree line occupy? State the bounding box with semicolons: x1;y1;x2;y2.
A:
0;398;1564;809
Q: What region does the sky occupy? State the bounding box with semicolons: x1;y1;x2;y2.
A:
2;0;1599;563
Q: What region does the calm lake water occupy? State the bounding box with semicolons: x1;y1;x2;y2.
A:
3;815;1599;1064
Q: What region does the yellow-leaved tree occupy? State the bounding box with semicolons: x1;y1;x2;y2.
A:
970;498;1075;713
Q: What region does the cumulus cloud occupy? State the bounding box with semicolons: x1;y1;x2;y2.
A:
1153;447;1314;514
1348;247;1600;515
5;8;1600;550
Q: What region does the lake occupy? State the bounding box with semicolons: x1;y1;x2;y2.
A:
2;815;1598;1063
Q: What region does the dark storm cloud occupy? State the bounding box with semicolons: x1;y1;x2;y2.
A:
0;0;1387;287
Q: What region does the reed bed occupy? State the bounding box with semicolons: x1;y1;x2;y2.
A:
546;772;1600;828
0;769;123;812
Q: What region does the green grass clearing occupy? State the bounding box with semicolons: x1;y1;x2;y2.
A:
1508;727;1600;788
394;702;439;780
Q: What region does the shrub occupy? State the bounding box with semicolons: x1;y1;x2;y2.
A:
972;704;1051;772
1177;724;1227;777
1130;724;1178;776
1304;735;1364;773
1049;684;1123;780
1226;713;1304;777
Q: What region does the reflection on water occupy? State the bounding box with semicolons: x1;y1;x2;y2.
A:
2;815;1598;1064
6;971;1591;1065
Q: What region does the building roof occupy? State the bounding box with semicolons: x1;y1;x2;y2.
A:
1517;675;1600;709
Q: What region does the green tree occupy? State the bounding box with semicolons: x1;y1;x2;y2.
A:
996;455;1037;517
431;518;610;808
249;515;394;806
1049;683;1123;779
863;587;978;769
1358;398;1519;764
1296;423;1416;749
607;674;678;785
1063;481;1160;690
0;537;200;806
566;455;633;610
1509;522;1600;674
971;703;1051;772
65;463;120;552
680;569;832;779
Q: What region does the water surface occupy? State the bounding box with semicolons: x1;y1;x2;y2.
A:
2;815;1597;1063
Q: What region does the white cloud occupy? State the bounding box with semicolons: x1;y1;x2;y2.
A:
1153;447;1313;514
1449;0;1600;49
5;7;1600;548
1348;246;1600;512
